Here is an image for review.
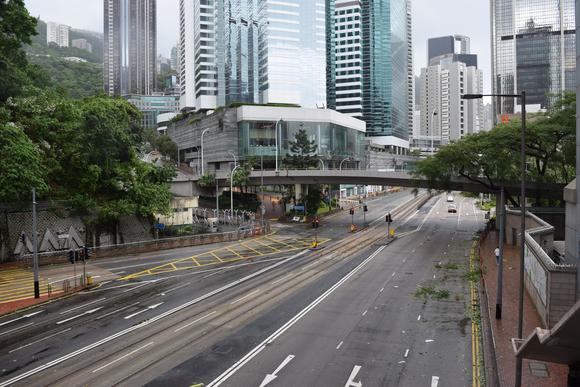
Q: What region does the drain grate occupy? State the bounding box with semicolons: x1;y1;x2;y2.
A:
528;361;550;378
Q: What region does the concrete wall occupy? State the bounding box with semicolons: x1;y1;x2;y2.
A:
564;180;578;265
507;208;577;328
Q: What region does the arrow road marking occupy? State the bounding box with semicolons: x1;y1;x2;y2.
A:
259;355;295;387
0;310;44;327
431;376;440;387
60;298;106;315
56;307;103;325
123;302;164;320
345;365;362;387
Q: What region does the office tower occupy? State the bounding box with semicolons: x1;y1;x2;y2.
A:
328;0;412;152
103;0;156;96
179;0;326;111
491;0;576;116
72;38;93;53
428;34;477;68
170;45;178;72
47;22;70;47
420;39;483;144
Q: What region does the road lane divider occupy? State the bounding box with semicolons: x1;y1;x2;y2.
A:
0;249;309;387
207;245;386;387
174;311;217;333
91;341;155;373
8;328;72;354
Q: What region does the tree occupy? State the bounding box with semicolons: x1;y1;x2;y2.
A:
0;0;41;102
413;92;576;206
156;135;178;161
284;129;318;169
0;123;48;202
198;172;216;188
302;185;323;216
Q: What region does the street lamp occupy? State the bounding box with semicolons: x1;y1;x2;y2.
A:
274;118;283;172
339;157;350;171
430;110;438;152
318;157;325;170
228;151;239;214
200;128;211;175
227;150;238;167
462;92;527;387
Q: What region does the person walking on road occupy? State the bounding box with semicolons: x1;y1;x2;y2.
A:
495;246;500;265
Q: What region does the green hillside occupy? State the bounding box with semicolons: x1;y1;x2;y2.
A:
25;19;103;99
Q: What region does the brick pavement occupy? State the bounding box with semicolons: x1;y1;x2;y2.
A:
479;231;568;386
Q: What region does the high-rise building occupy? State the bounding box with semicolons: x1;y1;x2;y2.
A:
491;0;576;117
72;38;93;53
420;37;483;145
179;0;326;112
103;0;156;96
427;35;477;67
170;45;179;72
47;22;70;47
328;0;413;152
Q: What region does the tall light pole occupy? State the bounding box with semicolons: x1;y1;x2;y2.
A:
430;110;438;152
274;118;282;172
462;92;526;387
32;188;39;299
230;164;240;214
200;128;210;175
339;157;350;171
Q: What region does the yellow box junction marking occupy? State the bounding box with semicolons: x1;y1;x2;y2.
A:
0;268;51;304
121;234;329;280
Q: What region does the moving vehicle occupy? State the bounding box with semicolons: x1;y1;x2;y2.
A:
447;194;454;202
448;204;457;213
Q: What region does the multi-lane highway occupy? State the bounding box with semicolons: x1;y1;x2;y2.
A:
0;191;484;386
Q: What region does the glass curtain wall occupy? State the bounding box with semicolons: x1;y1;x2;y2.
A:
238;120;365;163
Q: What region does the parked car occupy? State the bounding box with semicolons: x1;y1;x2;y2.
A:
448;204;457;213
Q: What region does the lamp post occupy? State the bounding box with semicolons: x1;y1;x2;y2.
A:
339;157;350;171
200;128;210;175
227;150;238;214
318;157;325;170
430;110;438;153
462;92;526;387
274;118;282;172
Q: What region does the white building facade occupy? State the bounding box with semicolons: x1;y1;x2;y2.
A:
420;60;483;145
47;22;70;47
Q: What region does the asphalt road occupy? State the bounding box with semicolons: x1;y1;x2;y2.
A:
0;191;483;386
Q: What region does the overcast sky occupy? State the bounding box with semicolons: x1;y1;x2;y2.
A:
24;0;491;93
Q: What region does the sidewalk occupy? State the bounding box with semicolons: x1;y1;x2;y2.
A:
479;231;568;386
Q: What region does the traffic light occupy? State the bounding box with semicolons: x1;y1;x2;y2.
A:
68;250;75;264
363;205;368;212
385;213;392;223
349;208;354;215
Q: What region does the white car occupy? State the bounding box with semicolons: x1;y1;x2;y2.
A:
447;195;454;202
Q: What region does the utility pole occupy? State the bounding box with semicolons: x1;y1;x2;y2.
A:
32;188;40;299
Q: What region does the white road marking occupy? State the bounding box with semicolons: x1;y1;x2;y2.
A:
259;354;295;387
362;310;367;316
112;271;126;275
344;365;363;387
122;282;155;293
161;282;191;295
336;341;344;350
417;315;421;321
433;274;436;279
391;272;396;277
398;360;406;364
123;303;163;320
91;342;154;373
0;249;310;387
393;285;399;288
174;311;217;333
202;269;226;279
301;261;319;271
99;280;112;286
0;310;44;327
95;302;140;321
60;298;106;315
431;376;440;387
0;322;34;337
230;289;261;305
404;349;409;358
8;328;71;353
56;307;103;325
380;287;384;292
271;274;291;285
425;339;435;343
207;246;386;387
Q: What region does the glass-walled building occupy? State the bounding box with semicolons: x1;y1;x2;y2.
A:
491;0;576;117
167;105;366;173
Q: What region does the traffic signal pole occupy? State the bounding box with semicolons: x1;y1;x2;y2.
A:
32;188;40;299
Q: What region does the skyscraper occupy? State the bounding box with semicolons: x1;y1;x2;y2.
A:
328;0;413;152
179;0;326;111
420;36;483;145
103;0;156;96
491;0;576;117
